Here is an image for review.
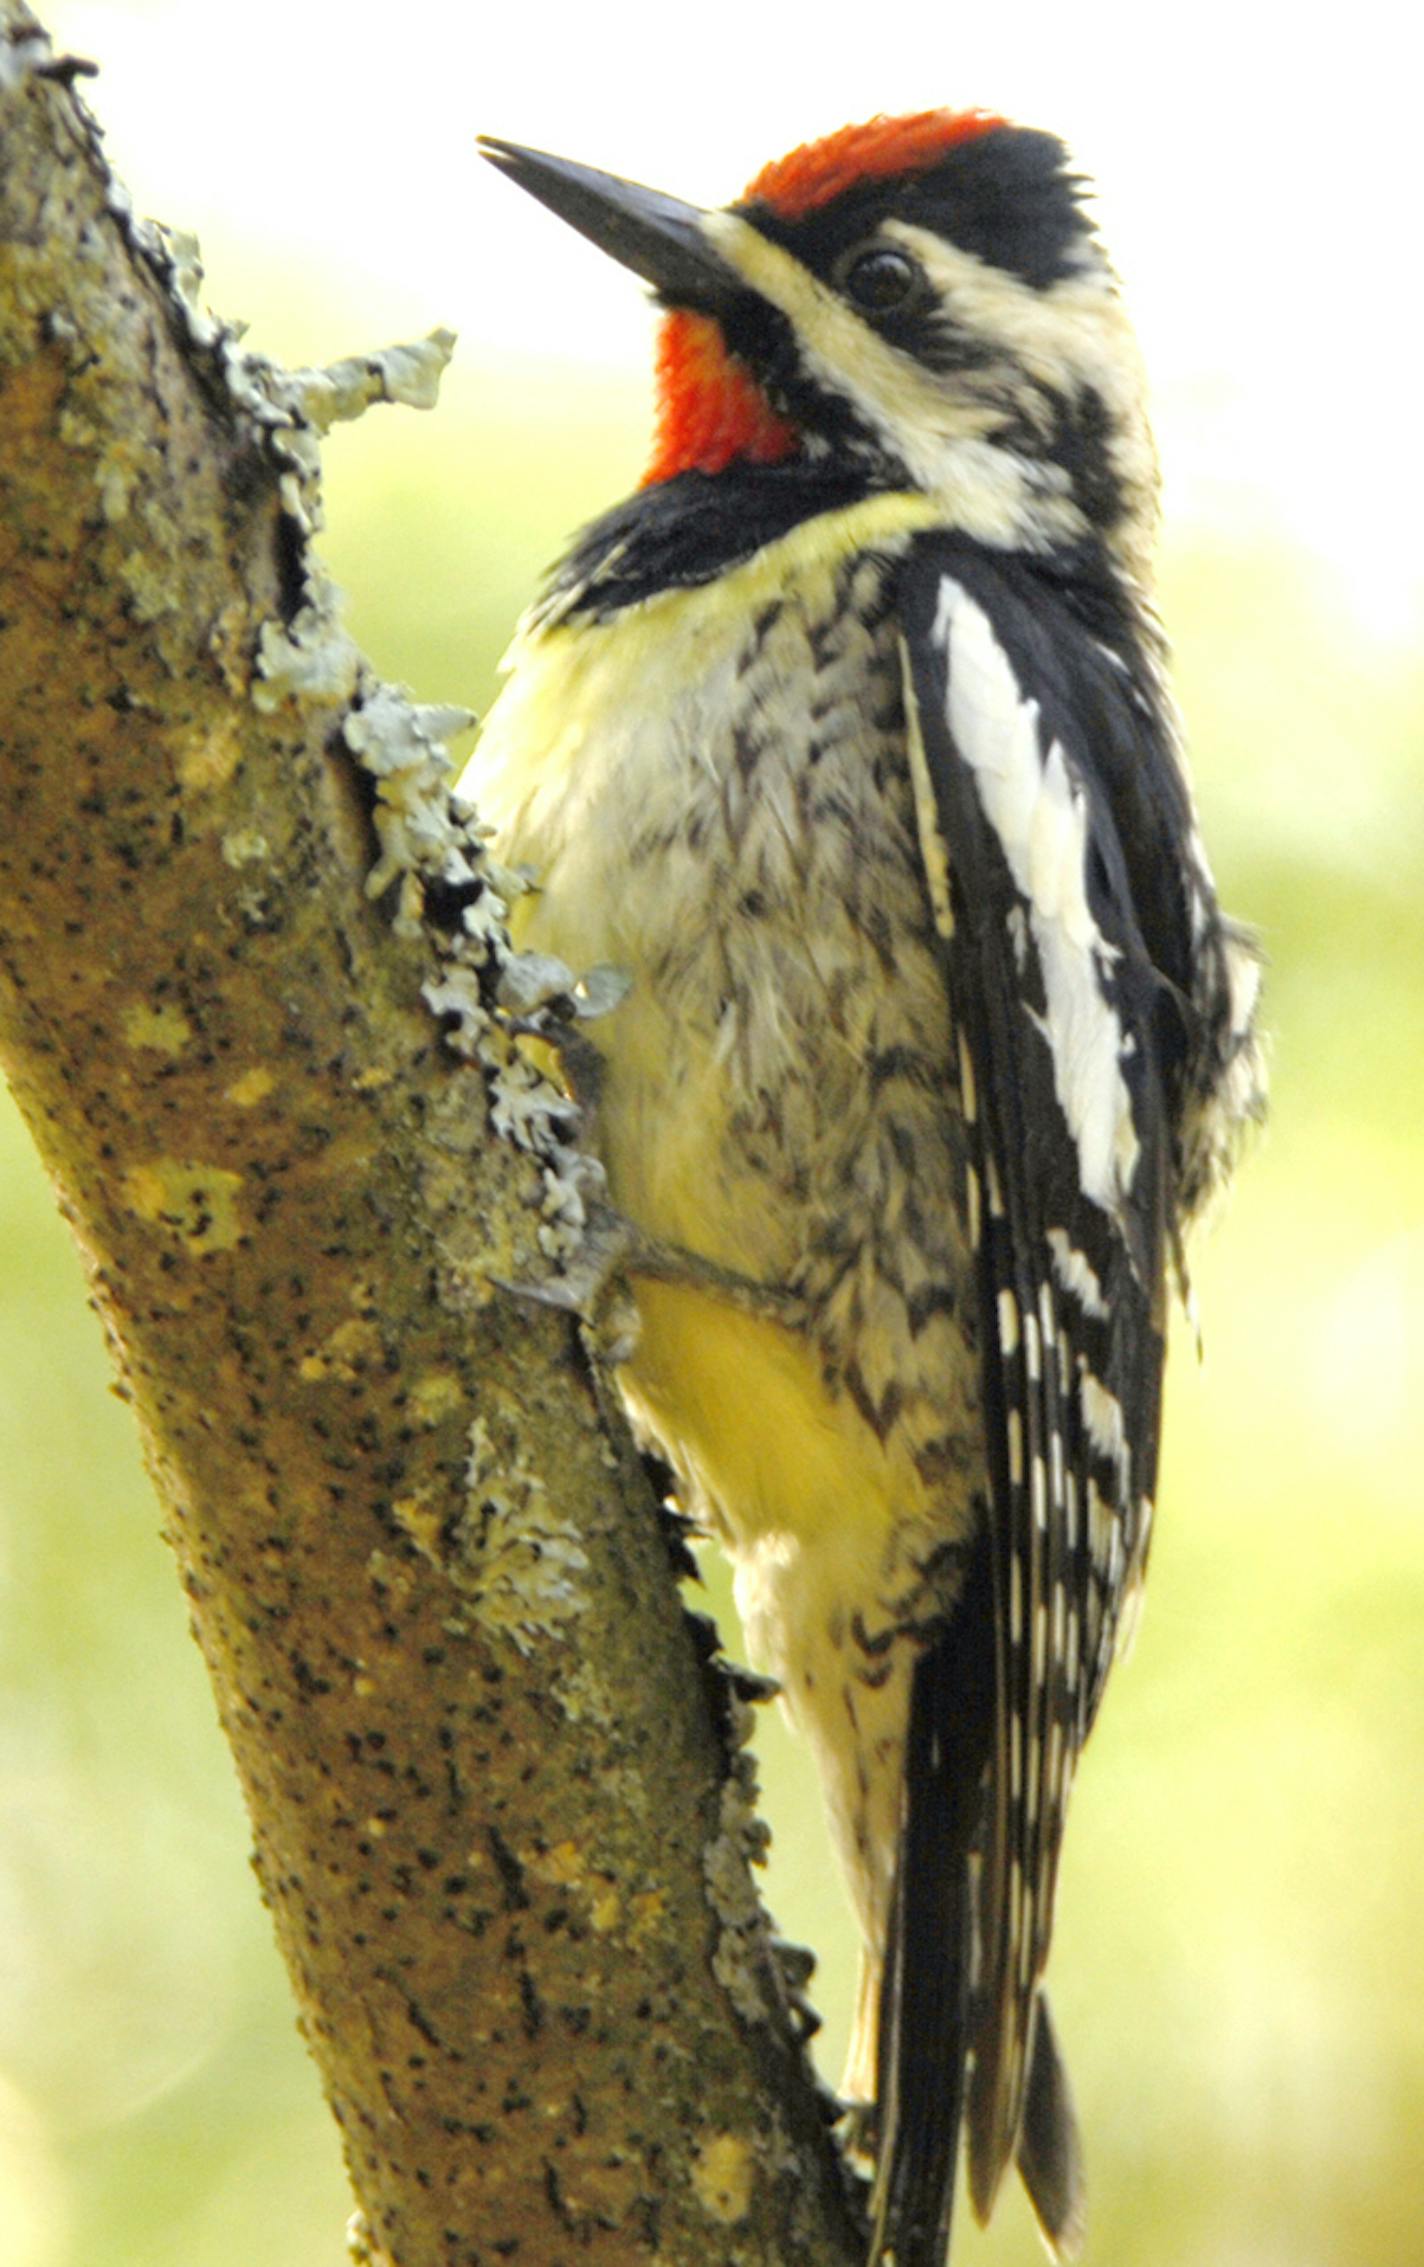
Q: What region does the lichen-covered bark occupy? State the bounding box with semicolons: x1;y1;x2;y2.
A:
0;12;863;2264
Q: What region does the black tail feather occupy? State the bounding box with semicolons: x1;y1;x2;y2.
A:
867;1547;995;2267
1017;1993;1086;2261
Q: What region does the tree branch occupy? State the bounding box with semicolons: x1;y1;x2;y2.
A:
0;10;862;2260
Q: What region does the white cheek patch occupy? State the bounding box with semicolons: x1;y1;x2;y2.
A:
932;576;1141;1218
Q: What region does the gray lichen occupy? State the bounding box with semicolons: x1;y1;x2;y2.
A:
347;686;483;927
284;334;457;430
704;1767;775;2026
389;1413;590;1652
459;1412;589;1643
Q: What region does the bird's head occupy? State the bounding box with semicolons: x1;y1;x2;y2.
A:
479;113;1159;582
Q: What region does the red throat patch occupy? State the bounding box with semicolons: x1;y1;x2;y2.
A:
642;311;798;487
642;109;1006;487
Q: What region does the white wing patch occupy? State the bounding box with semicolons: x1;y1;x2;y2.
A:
931;577;1140;1219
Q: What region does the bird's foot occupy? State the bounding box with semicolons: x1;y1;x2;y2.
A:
495;1204;805;1364
625;1233;806;1327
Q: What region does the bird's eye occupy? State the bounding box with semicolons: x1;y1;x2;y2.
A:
842;245;921;313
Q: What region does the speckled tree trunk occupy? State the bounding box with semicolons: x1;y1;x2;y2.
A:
0;12;864;2263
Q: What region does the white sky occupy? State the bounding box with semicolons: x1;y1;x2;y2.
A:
44;0;1421;635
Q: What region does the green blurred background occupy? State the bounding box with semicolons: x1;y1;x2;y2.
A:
4;3;1422;2262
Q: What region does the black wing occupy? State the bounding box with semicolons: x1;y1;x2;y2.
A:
870;536;1199;2266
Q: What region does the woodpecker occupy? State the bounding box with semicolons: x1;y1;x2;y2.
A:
467;113;1263;2265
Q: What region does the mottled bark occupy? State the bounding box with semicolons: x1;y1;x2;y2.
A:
0;11;862;2263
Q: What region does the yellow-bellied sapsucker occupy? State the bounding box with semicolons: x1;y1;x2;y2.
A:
466;110;1263;2267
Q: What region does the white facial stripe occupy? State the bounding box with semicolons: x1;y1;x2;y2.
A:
887;221;1159;576
934;576;1141;1216
704;211;1085;552
886;224;1122;394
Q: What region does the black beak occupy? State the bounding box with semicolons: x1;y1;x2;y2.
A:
478;137;745;319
